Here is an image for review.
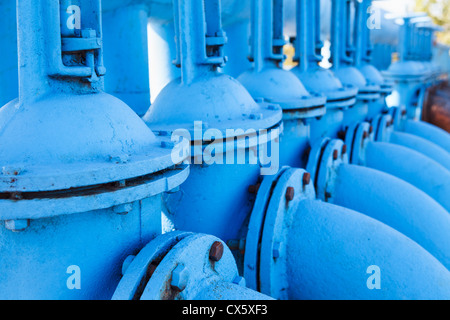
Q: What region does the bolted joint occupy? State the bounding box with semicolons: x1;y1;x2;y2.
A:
171;264;189;292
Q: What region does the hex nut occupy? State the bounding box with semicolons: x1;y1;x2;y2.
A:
5;219;30;232
171;264;189;292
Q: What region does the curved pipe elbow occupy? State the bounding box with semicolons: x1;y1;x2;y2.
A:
365;141;450;212
331;164;450;270
284;199;450;299
389;131;450;171
403;120;450;152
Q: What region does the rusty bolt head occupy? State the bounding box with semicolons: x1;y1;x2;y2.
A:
363;131;369;139
285;187;295;202
369;125;374;134
401;109;407;116
302;172;311;186
342;144;348;155
209;241;224;262
333;149;339;160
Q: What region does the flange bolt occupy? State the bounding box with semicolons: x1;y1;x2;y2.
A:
209;241;224;262
285;187;295;202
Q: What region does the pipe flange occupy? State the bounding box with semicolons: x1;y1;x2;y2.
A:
344;122;372;166
307;139;348;202
357;84;382;102
388;106;408;131
258;168;315;299
0;163;189;221
275;95;327;121
243;167;315;299
243;167;290;291
113;232;240;300
324;85;359;110
113;231;192;300
373;114;394;143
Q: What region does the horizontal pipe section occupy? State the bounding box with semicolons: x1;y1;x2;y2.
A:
403;120;450;152
365;141;450;212
286;199;450;299
389;131;450;171
332;164;450;270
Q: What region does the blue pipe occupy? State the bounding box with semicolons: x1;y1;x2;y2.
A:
333;164;450;269
286;199;450;299
365;141;450;212
345;121;450;211
403;119;450;152
389;131;450;171
244;168;450;299
308;139;450;270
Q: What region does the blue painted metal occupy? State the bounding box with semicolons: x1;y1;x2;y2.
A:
0;0;18;107
102;3;151;116
335;0;450;207
113;231;272;300
243;167;450;299
143;0;283;243
237;0;326;168
0;0;189;299
307;138;450;270
2;0;450;301
330;0;381;127
290;0;358;143
383;16;430;120
343;120;450;212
